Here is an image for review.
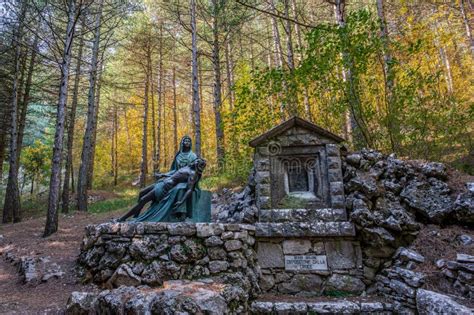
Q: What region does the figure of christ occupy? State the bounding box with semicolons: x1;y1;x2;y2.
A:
136;135;197;202
118;158;206;222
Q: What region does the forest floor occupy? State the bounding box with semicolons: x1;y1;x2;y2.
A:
0;208;123;314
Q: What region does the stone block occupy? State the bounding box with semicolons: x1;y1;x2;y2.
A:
259;184;271;196
208;260;229;274
167;223;196;236
325;241;356;270
258;196;271;209
307;301;359;314
327;157;341;170
224;240;242;251
278;274;323;294
256;171;271;184
208;248;227;260
204;236;223;247
221;231;233;240
196;223;224;237
260;274;275;291
257;242;284;268
331;195;346;209
312;242;325;255
325;274;365;294
251;301;274;313
255;222;356;238
330;181;344;195
282;240;311;255
328;169;343;182
326;144;340;157
255;158;270;171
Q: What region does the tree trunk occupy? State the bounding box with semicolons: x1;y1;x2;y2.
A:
151;66;157;173
269;1;284;69
376;0;399;152
212;0;225;165
113;104;118;186
224;39;234;110
333;0;370;148
17;35;39;166
157;24;163;170
44;0;79;236
283;0;295;71
291;0;311;120
172;65;178;153
3;0;27;224
191;0;202;156
460;0;474;56
269;1;286;119
62;17;85;213
77;0;104;212
87;67;103;189
139;49;150;188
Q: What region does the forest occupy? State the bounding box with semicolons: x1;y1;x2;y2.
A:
0;0;473;237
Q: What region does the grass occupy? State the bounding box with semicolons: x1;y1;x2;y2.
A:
89;195;136;214
88;187;137;214
0;187;140;220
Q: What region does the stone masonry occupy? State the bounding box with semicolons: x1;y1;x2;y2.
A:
249;117;365;296
78;222;260;303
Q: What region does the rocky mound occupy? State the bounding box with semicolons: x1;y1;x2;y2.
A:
343;149;472;267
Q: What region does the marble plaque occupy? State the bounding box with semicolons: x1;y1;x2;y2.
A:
285;255;328;271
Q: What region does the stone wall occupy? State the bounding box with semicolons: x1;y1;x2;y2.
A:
78;222;260;299
257;238;365;296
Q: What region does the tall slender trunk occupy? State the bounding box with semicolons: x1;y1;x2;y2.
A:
139;48;151;188
77;0;104;212
291;0;311;120
269;1;286;119
283;0;295;71
113;104;118;186
460;0;474;56
3;0;27;224
157;24;163;170
163;78;168;168
172;66;178;153
17;36;39;165
191;0;202;156
439;46;454;93
151;67;157;173
212;0;224;165
224;39;234;110
334;0;369;148
62;17;85;213
44;0;79;236
87;67;102;189
376;0;398;152
270;3;283;69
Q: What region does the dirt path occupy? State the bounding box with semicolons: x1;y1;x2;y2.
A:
0;210;123;314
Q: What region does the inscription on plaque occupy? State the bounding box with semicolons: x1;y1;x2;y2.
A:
285;255;328;271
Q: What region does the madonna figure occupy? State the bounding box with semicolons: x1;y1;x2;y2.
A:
118;136;211;223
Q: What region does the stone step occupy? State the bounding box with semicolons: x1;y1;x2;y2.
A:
255;222;355;238
259;208;347;223
251;297;393;314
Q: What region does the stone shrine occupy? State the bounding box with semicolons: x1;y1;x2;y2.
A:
250;116;365;295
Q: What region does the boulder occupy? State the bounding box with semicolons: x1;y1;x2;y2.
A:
416;289;472;314
65;292;97;315
420;162;448;180
400;178;453;223
453;191;474;225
